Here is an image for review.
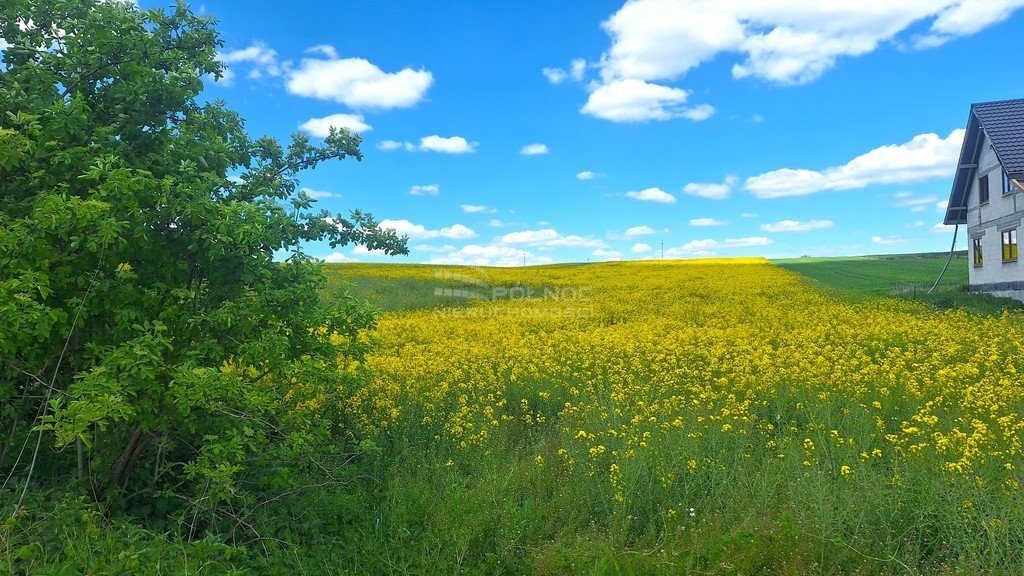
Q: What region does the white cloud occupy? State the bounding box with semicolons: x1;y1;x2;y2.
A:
299;113;371;137
520;143;549;156
666;236;772;258
352;245;391;256
378;140;404;151
740;212;759;218
417;135;477;154
570;58;587;81
316;252;358;263
906;221;925;228
412;244;456;253
683;176;737;200
542;67;568;84
592;249;622;261
577;170;601;180
596;1;1024;89
626;187;676;204
461;204;497;214
379;219;476;240
936;199;949;212
690;218;727;227
301;187;338;199
760;219;834;233
746;129;965;198
892;191;938;212
499;228;605;249
305;44;338;59
871;235;907;245
287;54;433;109
631;243;652;254
218;42;285;82
409;184;440;196
489;219;511;227
933;223;956;234
582;79;715;123
429;244;553;267
625;225;656;236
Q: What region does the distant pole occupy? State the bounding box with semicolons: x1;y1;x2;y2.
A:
523;251;526;267
661;241;664;260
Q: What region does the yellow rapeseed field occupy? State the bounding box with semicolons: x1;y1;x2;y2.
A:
338;259;1024;542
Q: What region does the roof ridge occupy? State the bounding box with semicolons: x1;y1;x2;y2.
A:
972;97;1024;108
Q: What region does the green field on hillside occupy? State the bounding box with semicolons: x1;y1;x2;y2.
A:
775;251;1023;314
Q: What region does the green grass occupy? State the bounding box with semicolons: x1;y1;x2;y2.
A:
774;251;1024;315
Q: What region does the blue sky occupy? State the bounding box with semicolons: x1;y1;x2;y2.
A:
181;1;1024;265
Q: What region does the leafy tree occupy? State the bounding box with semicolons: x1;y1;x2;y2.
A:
0;0;406;532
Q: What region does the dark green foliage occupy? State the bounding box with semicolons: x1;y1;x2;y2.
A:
0;0;405;541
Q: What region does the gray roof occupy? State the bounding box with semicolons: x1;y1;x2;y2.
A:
944;98;1024;225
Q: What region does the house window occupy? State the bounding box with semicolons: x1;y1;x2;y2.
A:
1002;229;1018;262
1007;172;1019;195
979;174;990;204
973;238;983;267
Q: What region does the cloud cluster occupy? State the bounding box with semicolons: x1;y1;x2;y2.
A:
581;1;1023;122
684;176;737;200
409;184;440;196
377;135;478;154
690;218;726;227
746;130;964;198
499;228;605;249
287;53;432;109
665;236;772;258
378;219;476;240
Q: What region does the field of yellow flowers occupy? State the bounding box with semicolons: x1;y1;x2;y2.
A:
328;258;1024;574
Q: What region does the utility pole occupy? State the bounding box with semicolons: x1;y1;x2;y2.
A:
522;251;526;267
661;241;664;260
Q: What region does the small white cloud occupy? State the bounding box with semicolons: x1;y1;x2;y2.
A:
592;248;622;261
218;42;285;81
740;212;759;218
301;187;338;199
871;235;907;245
582;79;715;123
631;242;652;254
683;176;737;200
666;236;772;258
542;67;568;84
936;200;949;212
760;219;834;233
624;225;656;236
461;204;497;214
417;135;477;154
378;140;404;151
577;170;601;180
305;44;338;59
892;192;938;212
316;252;358;263
906;221;925;228
379;218;476;240
352;245;391;256
570;58;587;81
287;54;433;109
520;143;549;156
409;184;440;196
626;187;676;204
412;244;456;253
690;218;727;227
932;223;956;234
299;113;372;137
429;244;553;267
746;130;965;198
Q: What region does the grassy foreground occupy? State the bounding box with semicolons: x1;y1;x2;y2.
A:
300;258;1024;574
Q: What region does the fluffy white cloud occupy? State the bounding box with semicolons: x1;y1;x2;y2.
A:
412;243;456;253
218;42;285;82
665;236;772;258
542;67;568;84
461;204;497;214
760;219;834;232
409;184;440;196
683;176;737;200
299;113;371;137
624;225;656;236
892;191;938;212
500;228;605;249
746;129;965;198
417;135;477;154
300;187;338;199
379;219;476;240
690;218;726;227
582;79;714;123
871;235;907;245
305;44;338;58
577;170;601;180
287;53;433;109
316;252;358;263
626;187;676;204
570;58;587;81
520;143;549;156
377;140;404;151
933;223;956;234
592;249;622;261
631;242;652;254
597;1;1024;88
429;245;553;267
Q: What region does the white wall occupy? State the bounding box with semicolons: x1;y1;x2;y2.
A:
966;133;1024;288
